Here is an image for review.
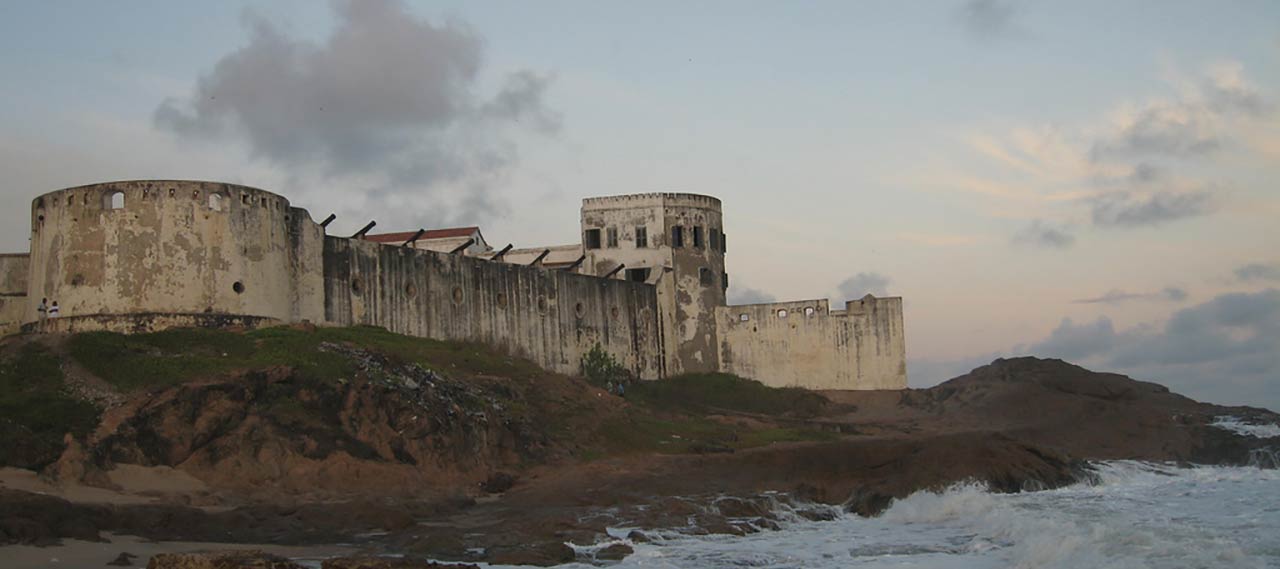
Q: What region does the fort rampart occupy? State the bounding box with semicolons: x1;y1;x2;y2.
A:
3;180;906;389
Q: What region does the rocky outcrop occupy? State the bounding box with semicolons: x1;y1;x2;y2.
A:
88;347;555;499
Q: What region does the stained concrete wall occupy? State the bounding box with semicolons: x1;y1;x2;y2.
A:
23;181;326;329
716;295;906;390
322;237;664;379
581;193;726;375
0;254;29;335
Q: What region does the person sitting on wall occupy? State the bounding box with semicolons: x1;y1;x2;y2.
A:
48;301;59;323
36;298;47;332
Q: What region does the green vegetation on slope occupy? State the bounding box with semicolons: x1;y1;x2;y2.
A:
627;372;832;418
33;325;841;465
0;344;100;467
67;325;542;393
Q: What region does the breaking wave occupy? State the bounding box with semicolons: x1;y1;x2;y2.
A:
502;462;1280;568
1212;416;1280;439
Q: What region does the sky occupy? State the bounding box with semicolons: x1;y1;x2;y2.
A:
1;1;1277;409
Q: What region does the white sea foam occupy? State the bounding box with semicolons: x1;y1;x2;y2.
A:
1213;416;1280;439
476;463;1280;568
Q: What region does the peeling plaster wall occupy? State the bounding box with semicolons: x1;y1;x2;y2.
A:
581;193;725;375
0;254;29;335
716;296;907;390
322;237;663;379
23;181;325;330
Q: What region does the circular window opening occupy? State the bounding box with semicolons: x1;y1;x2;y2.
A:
610;306;619;320
574;302;585;319
351;278;364;296
452;287;464;304
496;292;508;308
537;296;548;313
405;283;417;299
232;281;245;294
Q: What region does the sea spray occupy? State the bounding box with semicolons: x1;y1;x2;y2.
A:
508;463;1280;569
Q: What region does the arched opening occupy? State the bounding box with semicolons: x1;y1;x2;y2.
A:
452;287;464;305
351;278;364;296
105;190;125;210
777;309;789;319
574;302;585;319
209;193;225;211
804;307;816;317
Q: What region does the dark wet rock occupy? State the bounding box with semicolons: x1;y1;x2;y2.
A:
321;557;479;569
625;530;650;543
595;543;633;561
487;541;575;566
107;552;137;566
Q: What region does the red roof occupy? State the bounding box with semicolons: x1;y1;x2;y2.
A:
362;227;480;243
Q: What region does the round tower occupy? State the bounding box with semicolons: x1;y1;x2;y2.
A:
26;180;312;332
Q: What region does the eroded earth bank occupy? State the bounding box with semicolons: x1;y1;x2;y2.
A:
1;326;1276;567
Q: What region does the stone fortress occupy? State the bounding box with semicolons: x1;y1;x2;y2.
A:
0;180;906;390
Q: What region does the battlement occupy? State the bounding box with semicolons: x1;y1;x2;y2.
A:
582;192;722;211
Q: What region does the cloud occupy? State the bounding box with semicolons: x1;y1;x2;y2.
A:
727;285;777;306
1236;263;1280;283
1090;62;1269;162
838;272;891;299
1071;287;1187;305
1011;219;1075;249
1089;188;1217;227
956;0;1021;38
1026;289;1280;410
153;0;558;223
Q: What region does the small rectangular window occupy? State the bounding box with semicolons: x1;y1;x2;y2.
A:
699;267;713;286
722;272;729;291
671;226;684;248
626;268;651;283
635;226;647;248
721;232;727;253
606;227;618;248
585;229;602;249
693;226;704;248
710;228;719;251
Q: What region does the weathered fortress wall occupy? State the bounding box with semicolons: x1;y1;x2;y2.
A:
322;237;663;378
0;180;906;390
24;181;326;333
0;254;29;335
716;295;906;390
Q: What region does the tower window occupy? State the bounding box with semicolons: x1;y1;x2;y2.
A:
104;190;125;210
671;226;684;248
722;272;729;291
693;226;704;248
626;268;651;283
585;228;602;249
699;267;713;286
635;226;647;248
710;228;719;251
606;227;618;248
721;232;727;253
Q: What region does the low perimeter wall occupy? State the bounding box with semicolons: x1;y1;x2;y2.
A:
322;237;665;379
0;254;29;336
716;296;907;390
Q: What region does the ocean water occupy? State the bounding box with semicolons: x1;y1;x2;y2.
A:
537;460;1280;569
